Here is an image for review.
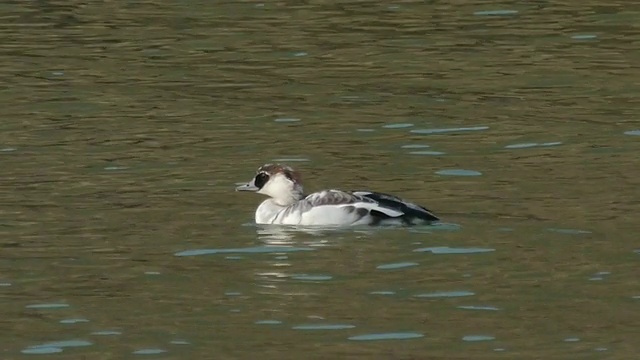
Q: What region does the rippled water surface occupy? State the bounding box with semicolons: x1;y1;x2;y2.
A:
2;0;639;358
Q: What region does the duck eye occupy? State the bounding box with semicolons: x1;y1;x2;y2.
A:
254;173;269;188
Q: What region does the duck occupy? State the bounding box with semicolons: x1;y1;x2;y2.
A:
235;164;439;226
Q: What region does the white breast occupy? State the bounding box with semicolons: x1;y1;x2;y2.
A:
256;199;376;226
256;200;289;224
299;204;372;226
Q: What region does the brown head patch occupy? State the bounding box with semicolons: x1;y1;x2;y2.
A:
258;164;302;184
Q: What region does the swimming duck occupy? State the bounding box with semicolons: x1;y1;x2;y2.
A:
236;164;439;226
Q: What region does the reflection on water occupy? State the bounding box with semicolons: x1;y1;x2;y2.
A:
91;331;122;336
563;337;581;343
414;291;476;298
25;303;70;309
376;261;419;270
21;340;93;355
60;318;90;324
174;246;316;257
132;348;167;355
435;169;483;176
504;141;563;149
571;34;598;40
410;126;490;134
292;324;355;331
414;247;495;254
458;305;500;311
348;332;424;341
2;0;640;358
255;320;282;325
473;10;519;16
462;335;496;342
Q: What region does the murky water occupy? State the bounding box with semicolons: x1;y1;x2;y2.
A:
2;0;639;358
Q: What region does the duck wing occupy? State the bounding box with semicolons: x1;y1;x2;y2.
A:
306;189;404;215
351;190;439;223
271;190;401;226
291;189;437;225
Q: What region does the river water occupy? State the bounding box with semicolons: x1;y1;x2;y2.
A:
1;1;639;358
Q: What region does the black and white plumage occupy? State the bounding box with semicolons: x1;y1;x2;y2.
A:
236;164;439;226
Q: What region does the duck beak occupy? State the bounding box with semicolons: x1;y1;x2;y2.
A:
235;182;259;192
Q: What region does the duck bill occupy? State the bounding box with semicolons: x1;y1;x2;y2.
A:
235;182;259;192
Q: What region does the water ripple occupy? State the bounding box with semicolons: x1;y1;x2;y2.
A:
473;10;518;16
435;169;482;176
563;337;581;342
22;340;93;355
22;347;63;355
26;303;70;309
462;335;495;342
348;332;424;341
401;144;430;149
457;305;500;311
414;246;495;254
369;291;396;295
383;123;414;129
410;150;446;156
91;330;122;336
133;348;167;355
292;324;355;330
272;158;310;162
255;320;283;325
169;340;190;345
547;228;592;235
274;118;300;123
376;262;419;270
291;274;333;281
504;141;562;149
175;246;315;257
415;291;475;298
410;126;489;134
571;34;597;40
60;318;90;324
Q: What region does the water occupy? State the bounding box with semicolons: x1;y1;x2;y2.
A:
2;0;639;358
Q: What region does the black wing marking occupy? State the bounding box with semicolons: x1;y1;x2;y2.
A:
351;191;439;223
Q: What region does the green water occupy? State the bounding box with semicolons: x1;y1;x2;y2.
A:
1;1;639;359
